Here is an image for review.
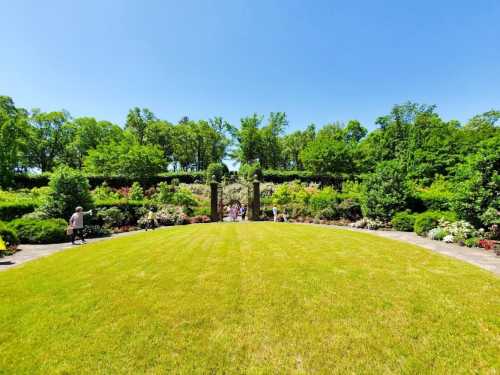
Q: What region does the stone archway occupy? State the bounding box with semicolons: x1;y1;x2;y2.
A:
210;178;260;221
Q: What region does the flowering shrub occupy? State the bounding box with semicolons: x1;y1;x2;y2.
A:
349;218;384;230
438;219;477;241
464;238;479;248
366;218;385;230
427;227;447;241
443;235;454;243
478;239;495;250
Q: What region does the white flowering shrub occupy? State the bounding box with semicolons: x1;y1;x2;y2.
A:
443;234;454;243
427;227;447;241
438;219;476;240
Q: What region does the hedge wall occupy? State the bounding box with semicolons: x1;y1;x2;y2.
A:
0;202;38;221
12;170;347;189
261;170;347;188
13;172;207;189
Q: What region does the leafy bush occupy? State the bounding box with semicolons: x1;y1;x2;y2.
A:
82;225;112;238
96;207;125;228
309;186;337;212
8;218;67;244
451;136;500;226
480;207;500;226
414;177;455;211
44;166;93;220
349;218;384;230
361;160;409;221
438;219;477;241
129;182;144;201
414;211;456;236
92;183;121;201
391;211;417;232
0;221;19;252
464;237;479;248
0;201;38;221
427;227;447;241
319;207;338;220
155;182;174;204
337;199;362;220
239;162;263;181
206;162;229;182
172;188;198;214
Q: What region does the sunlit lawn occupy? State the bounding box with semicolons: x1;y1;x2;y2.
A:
0;223;499;374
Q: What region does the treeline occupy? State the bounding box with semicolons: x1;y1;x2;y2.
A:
1;95;499;190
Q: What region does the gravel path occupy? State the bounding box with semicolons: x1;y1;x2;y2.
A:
1;224;499;275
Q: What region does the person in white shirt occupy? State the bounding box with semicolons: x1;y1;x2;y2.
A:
69;206;92;244
272;206;278;222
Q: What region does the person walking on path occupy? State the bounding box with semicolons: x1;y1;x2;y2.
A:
240;205;247;221
69;206;92;245
145;208;156;231
272;206;278;222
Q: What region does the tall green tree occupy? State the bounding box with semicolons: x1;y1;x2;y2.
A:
125;107;156;145
0;96;29;187
27;109;71;172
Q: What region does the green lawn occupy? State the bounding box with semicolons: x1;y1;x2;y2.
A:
1;223;499;374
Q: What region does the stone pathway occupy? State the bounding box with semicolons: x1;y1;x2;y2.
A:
327;225;500;276
0;229;150;272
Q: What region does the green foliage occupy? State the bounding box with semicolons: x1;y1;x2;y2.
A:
84;142;166;178
0;201;38;221
451;136;500;227
129;182;144;201
44;166;93;219
413;176;455;211
391;211;417;232
464;237;479;248
171;188;198;212
480;207;500;226
414;211;456;236
155;182;174;204
96;207;125;228
0;221;19;250
361;160;409;220
239;162;263;181
309;186;337;212
92;183;121;201
206;162;228;182
8;218;67;244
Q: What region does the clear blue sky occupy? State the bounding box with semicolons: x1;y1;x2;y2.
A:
2;0;499;132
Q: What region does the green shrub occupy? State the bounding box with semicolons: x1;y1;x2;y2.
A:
480;207;500;226
0;221;19;251
309;187;337;212
464;237;479;248
337;198;361;220
96;207;125;228
239;162;263;181
44;166;93;219
391;211;417;232
129;182;144;201
361;160;409;220
0;201;38;221
319;207;338;220
414;177;454;211
414;211;456;236
206;163;229;182
8;218;67;244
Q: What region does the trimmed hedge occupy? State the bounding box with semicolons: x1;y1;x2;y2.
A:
0;221;19;252
262;170;347;188
13;171;347;189
414;211;456;236
13;172;207;189
0;201;38;221
8;218;68;244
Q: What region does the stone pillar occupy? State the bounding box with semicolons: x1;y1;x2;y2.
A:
210;181;219;222
250;179;260;221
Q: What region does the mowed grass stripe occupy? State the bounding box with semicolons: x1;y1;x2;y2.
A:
0;223;498;374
